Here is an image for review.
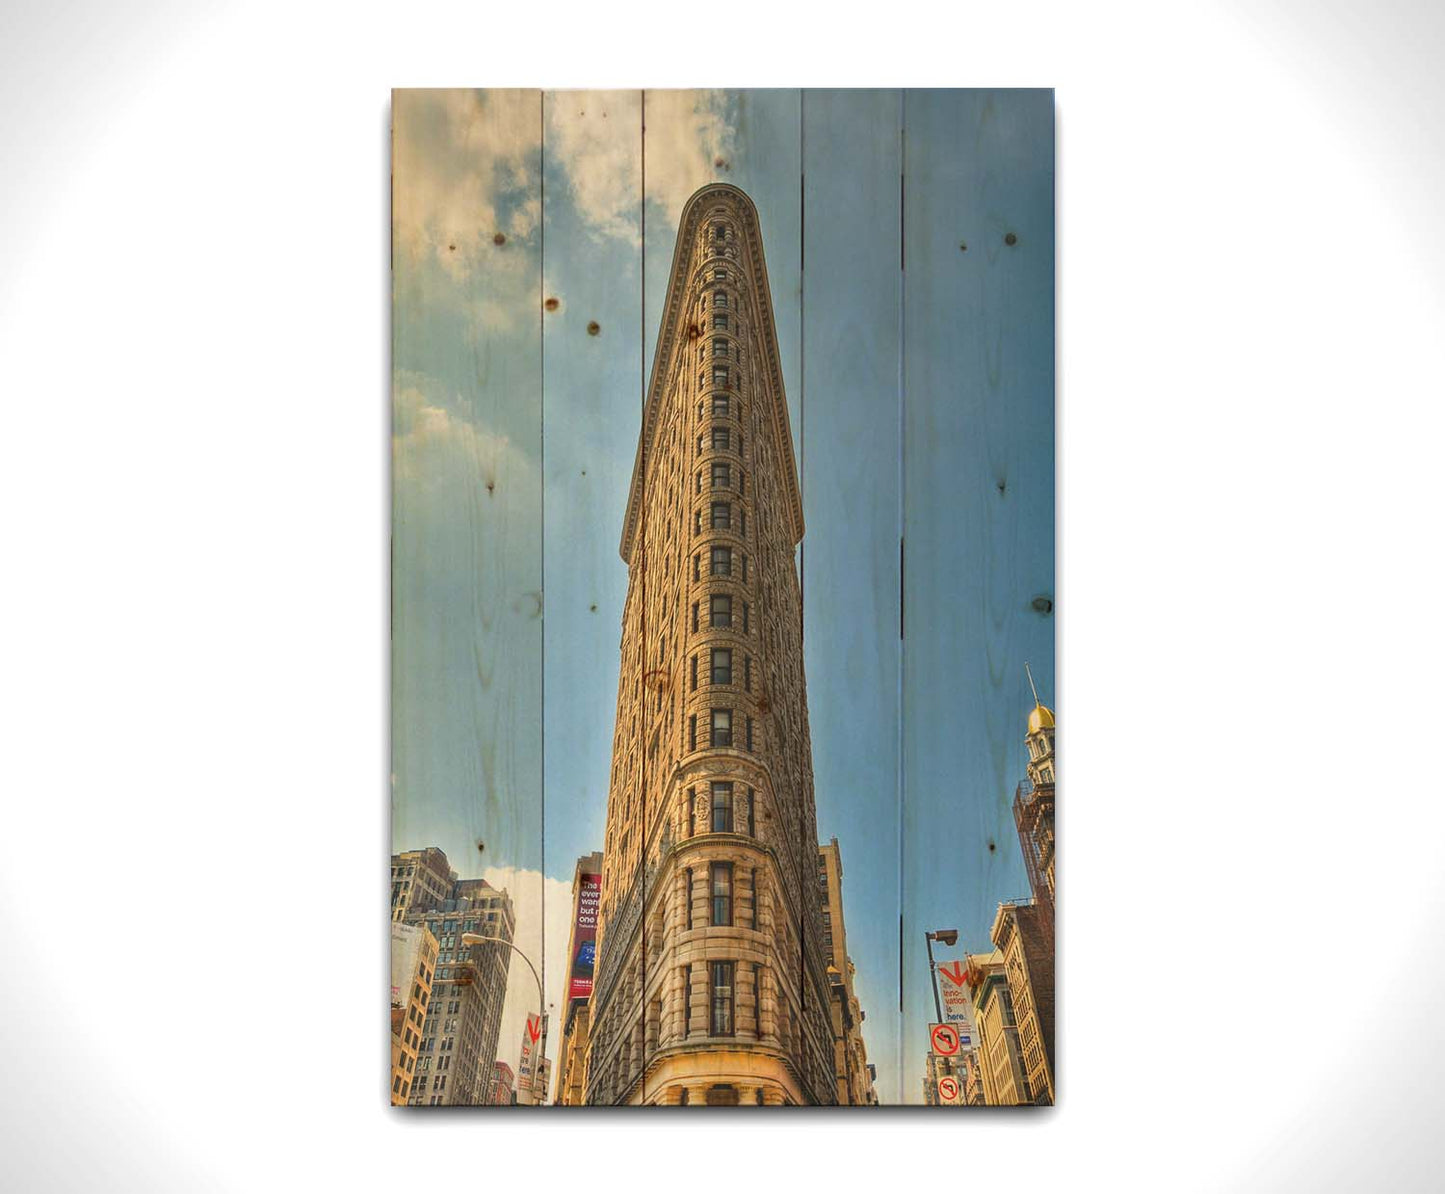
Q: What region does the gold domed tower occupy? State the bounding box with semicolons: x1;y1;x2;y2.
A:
1015;664;1056;909
584;184;836;1106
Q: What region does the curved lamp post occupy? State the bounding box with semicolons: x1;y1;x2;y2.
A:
924;928;959;1023
461;932;549;1105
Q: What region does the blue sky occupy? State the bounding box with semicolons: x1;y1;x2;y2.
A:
391;88;1054;1104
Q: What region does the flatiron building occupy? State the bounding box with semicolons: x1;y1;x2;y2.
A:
584;183;836;1106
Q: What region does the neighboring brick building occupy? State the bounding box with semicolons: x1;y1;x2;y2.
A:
585;183;836;1106
490;1061;515;1106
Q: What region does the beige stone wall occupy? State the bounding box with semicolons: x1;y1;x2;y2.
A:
587;186;834;1106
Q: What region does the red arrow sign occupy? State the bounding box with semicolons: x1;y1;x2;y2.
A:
526;1014;541;1043
938;1077;960;1102
938;961;968;987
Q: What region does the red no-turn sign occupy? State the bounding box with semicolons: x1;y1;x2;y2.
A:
930;1022;961;1057
937;1075;962;1104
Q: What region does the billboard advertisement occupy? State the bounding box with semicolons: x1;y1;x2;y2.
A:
568;872;601;1002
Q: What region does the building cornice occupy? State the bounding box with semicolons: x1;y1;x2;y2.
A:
619;183;805;563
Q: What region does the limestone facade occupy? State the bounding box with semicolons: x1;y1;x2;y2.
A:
585;184;835;1106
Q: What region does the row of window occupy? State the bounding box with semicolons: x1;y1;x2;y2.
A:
700;365;735;389
693;502;747;537
691;593;749;633
687;708;754;751
693;545;747;582
688;780;754;837
699;423;743;455
682;862;741;929
689;648;751;690
698;393;743;422
694;461;746;495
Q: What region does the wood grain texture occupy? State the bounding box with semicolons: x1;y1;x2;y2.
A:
391;87;545;1004
540;91;644;1013
800;87;904;1106
899;89;1055;1097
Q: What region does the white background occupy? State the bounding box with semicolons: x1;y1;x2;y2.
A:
3;2;1443;1190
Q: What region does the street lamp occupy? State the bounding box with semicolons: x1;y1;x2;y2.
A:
924;928;959;1023
461;932;549;1106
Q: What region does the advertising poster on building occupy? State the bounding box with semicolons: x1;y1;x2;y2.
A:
569;872;601;1002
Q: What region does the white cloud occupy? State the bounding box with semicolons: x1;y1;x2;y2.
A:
392;373;534;488
643;90;737;226
545;89;736;244
479;866;575;1101
392;89;541;281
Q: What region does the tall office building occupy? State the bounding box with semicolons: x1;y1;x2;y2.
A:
390;847;455;923
585;184;836;1106
390;921;438;1105
817;840;877;1105
391;848;516;1106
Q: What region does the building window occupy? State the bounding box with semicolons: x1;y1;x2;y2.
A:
710;502;731;530
711;862;733;925
713;313;728;330
710;962;734;1036
690;655;697;691
710;545;731;576
741;555;748;583
693;554;700;581
713;223;725;241
715;268;728;281
695;471;702;494
711;708;732;747
713;339;728;358
689;715;697;751
715;291;729;308
744;656;751;691
748;790;756;836
739;469;746;497
692;602;699;632
712;426;729;451
739;508;747;537
713;367;729;387
694;510;701;534
687;787;695;837
712;392;729;417
711;462;730;490
742;602;750;633
712;781;733;831
746;716;754;751
684;870;693;929
710;594;732;628
711;648;732;685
